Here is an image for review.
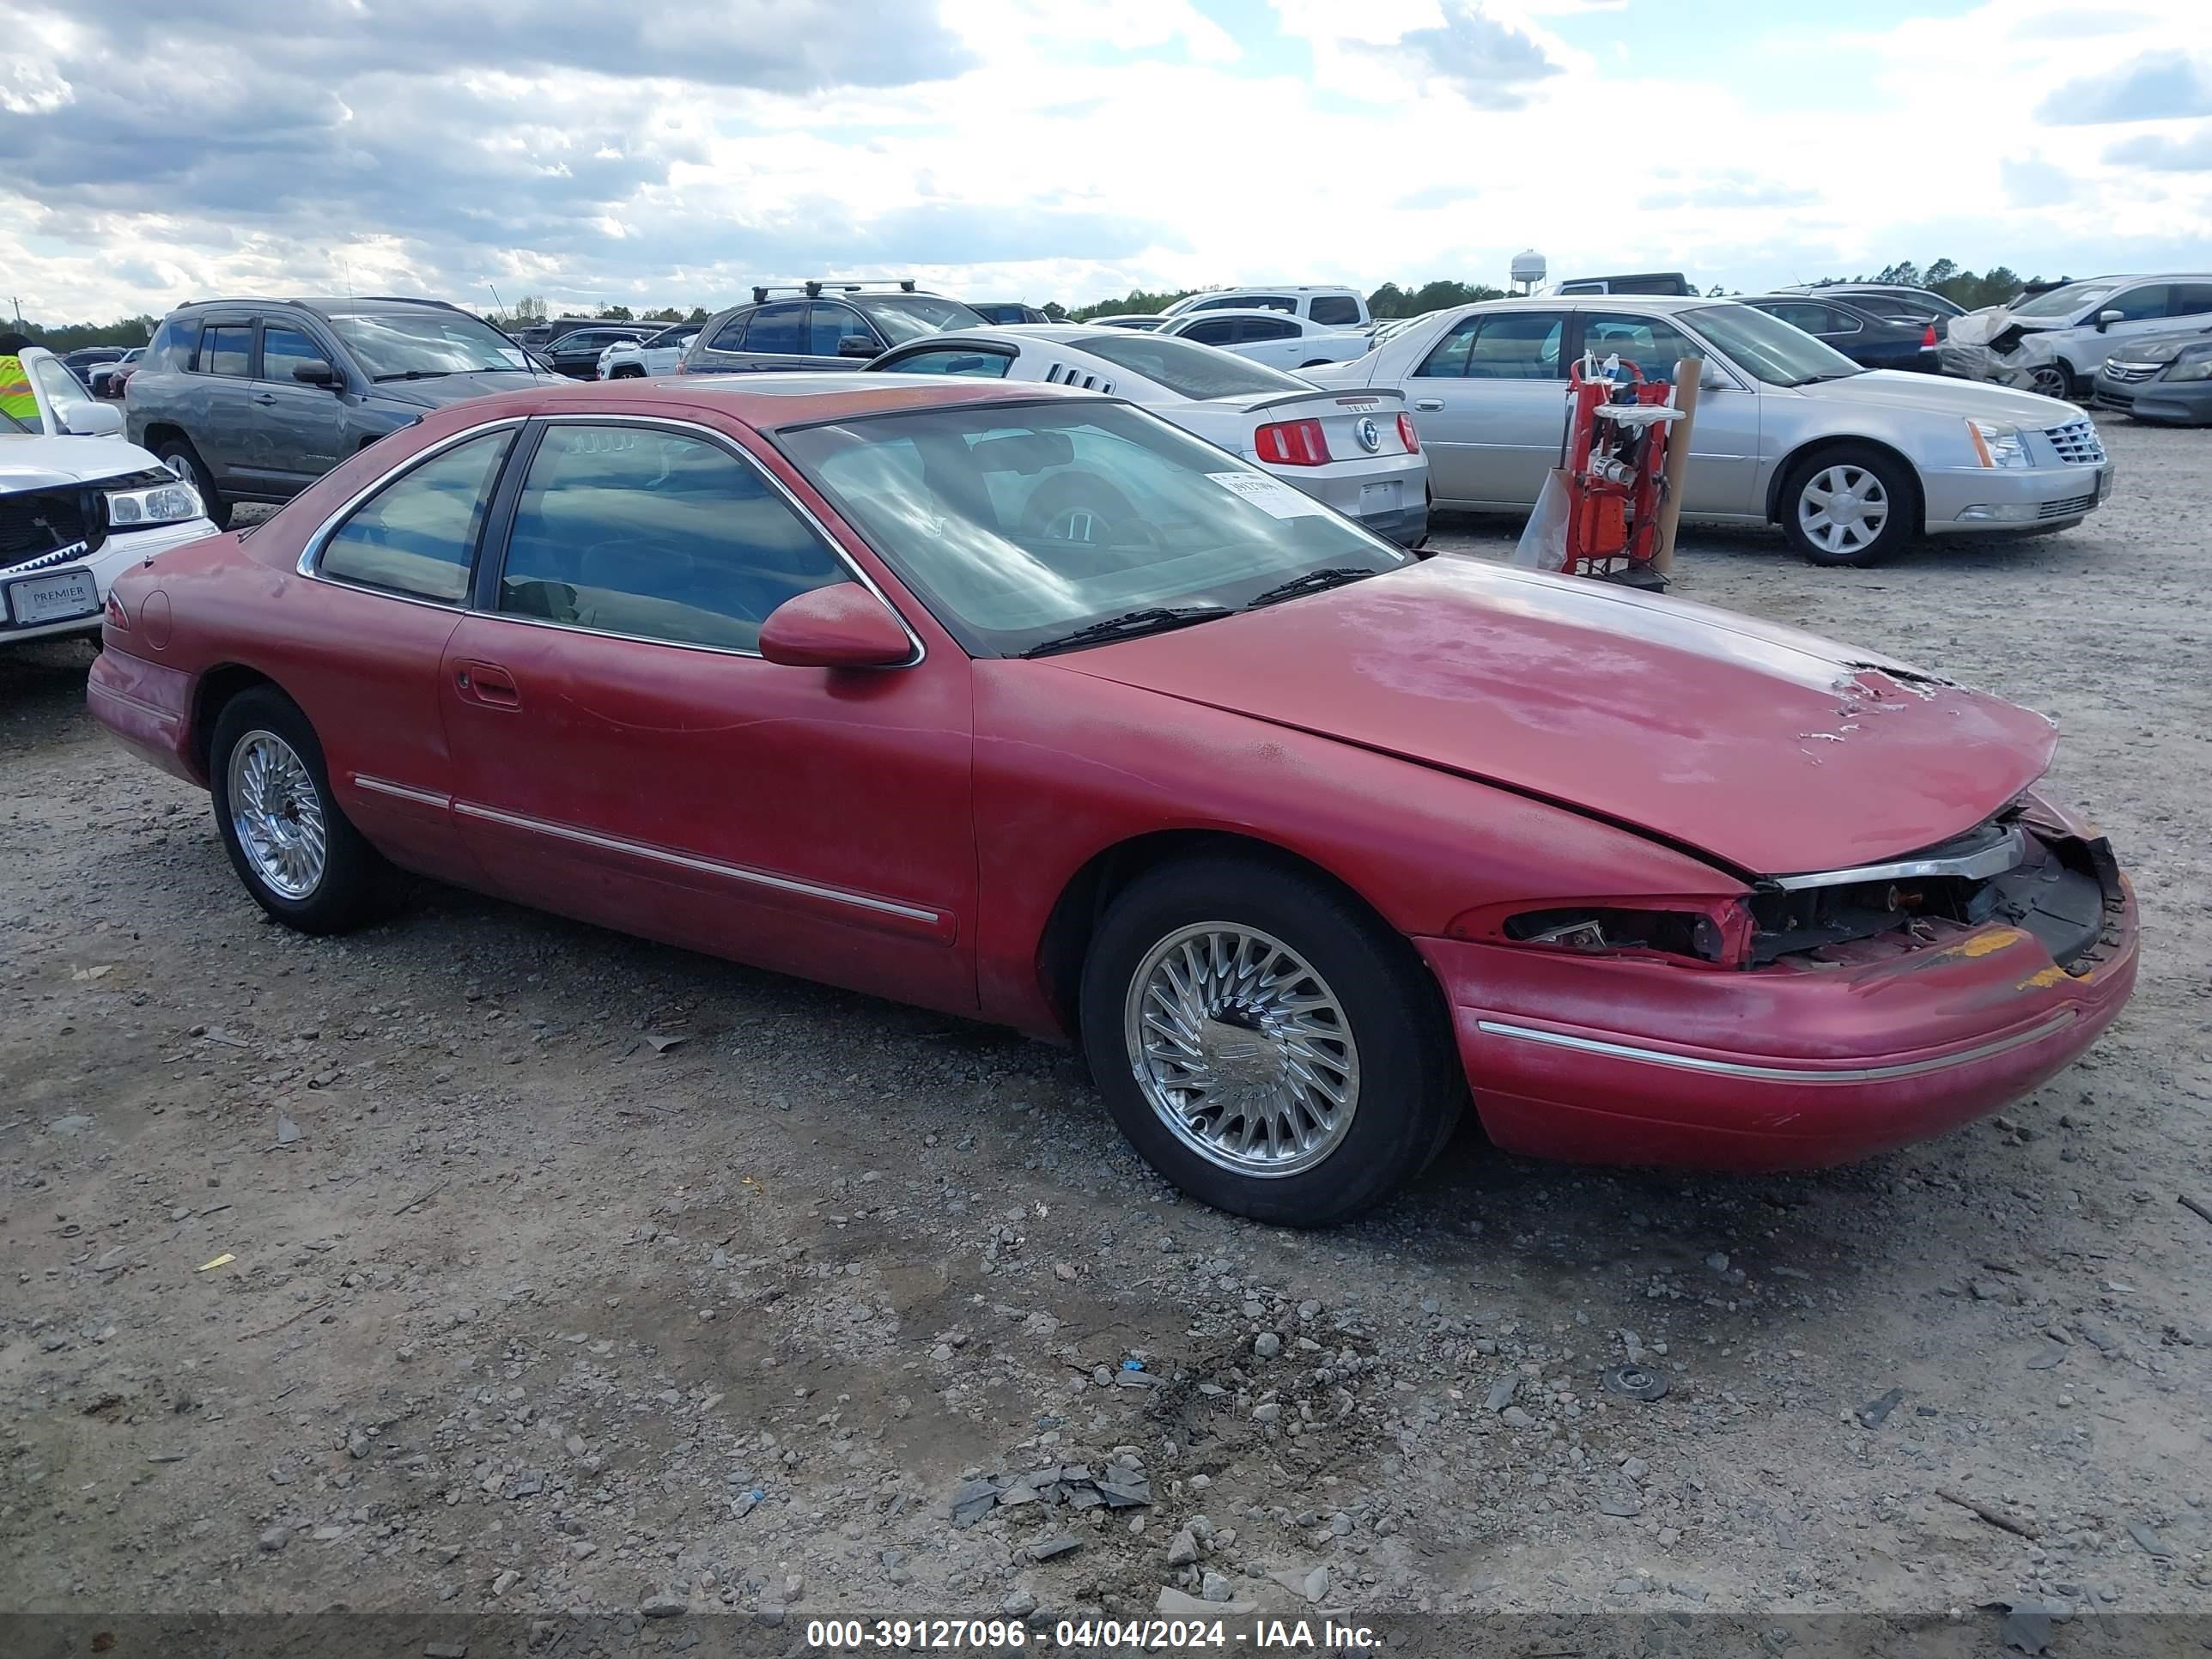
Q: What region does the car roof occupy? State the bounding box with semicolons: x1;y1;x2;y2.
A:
441;371;1109;431
1456;294;1717;315
1162;307;1313;322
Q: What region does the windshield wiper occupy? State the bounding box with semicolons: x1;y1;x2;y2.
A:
1789;369;1864;386
1244;566;1379;609
371;369;459;382
1021;605;1231;659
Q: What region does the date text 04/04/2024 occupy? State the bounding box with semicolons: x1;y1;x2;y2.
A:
802;1617;1381;1650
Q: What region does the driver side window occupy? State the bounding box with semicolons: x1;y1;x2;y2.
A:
495;424;850;653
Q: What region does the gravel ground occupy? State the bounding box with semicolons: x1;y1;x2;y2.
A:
3;420;2209;1642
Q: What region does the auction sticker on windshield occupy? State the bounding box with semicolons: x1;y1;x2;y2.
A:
6;566;100;626
1208;471;1328;518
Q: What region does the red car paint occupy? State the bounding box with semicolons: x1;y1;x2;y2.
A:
87;376;2138;1174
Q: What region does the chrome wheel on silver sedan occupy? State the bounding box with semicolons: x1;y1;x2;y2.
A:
1781;446;1913;567
1123;923;1359;1177
1796;464;1890;559
227;730;327;899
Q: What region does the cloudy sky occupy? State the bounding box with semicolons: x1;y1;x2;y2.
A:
3;0;2208;324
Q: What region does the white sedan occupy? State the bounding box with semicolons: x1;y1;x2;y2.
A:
864;325;1429;547
1150;308;1373;372
597;322;702;380
3;347;218;646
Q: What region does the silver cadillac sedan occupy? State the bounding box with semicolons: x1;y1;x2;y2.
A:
1308;296;2113;567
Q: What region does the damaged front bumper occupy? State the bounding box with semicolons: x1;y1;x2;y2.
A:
1418;798;2138;1170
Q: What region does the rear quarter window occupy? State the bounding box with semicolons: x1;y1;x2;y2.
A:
146;316;198;372
1309;296;1361;327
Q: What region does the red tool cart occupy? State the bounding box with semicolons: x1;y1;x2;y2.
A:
1517;352;1696;589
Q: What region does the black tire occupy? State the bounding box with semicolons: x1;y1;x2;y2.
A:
611;365;645;379
2027;362;2078;402
158;439;233;531
209;687;387;933
1079;854;1463;1226
1778;444;1916;568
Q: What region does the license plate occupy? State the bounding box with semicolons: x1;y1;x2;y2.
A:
2096;465;2115;501
1359;480;1402;517
6;566;100;627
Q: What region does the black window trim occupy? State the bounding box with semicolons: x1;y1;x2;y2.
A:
871;340;1019;376
469;413;925;665
295;418;528;610
193;315;258;379
1417;308;1572;380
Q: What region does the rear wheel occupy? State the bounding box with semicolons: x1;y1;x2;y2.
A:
210;688;387;933
1079;855;1463;1226
1780;445;1914;567
157;439;232;531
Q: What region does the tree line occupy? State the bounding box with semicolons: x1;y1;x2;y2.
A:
8;259;2057;349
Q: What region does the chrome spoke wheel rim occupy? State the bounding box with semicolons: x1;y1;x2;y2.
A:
1798;464;1888;554
1122;923;1359;1179
2030;367;2067;398
227;730;327;901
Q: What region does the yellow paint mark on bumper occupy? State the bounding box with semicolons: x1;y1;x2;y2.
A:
1952;927;2027;959
2016;964;2068;991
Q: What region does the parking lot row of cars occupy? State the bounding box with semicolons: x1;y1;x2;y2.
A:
4;266;2201;660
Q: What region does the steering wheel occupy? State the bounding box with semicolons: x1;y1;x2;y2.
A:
1018;477;1160;551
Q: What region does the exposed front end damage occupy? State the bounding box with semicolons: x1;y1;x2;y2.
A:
1416;791;2139;1170
1938;307;2060;389
1745;795;2126;976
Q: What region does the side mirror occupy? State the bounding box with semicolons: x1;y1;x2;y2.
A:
2096;309;2123;331
294;362;340;388
757;584;915;669
64;403;125;436
1699;366;1730;391
838;334;878;360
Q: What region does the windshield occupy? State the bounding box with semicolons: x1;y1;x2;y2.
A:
2010;281;2119;320
326;309;538;378
859;295;987;344
1680;304;1863;386
775;400;1409;658
1;405;27;434
1069;332;1308;399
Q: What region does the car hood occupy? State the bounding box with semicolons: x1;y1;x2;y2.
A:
2102;327;2212;367
1;431;165;490
1796;369;2082;425
371;369;555;410
1047;557;2057;879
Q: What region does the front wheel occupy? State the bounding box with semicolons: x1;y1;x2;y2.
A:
2027;362;2076;401
1780;446;1915;567
1079;856;1463;1226
158;440;232;531
210;688;388;933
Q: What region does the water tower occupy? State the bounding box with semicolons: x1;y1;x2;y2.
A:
1510;250;1547;295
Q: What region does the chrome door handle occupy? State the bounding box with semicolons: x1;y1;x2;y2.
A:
1413;398;1444;411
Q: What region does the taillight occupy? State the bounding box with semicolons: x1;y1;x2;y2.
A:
1397;412;1419;453
1922;324;1938;349
105;592;130;630
1255;418;1330;466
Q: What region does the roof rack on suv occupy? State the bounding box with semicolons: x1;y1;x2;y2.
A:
750;279;921;302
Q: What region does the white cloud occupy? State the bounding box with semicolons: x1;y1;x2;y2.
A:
3;0;2209;327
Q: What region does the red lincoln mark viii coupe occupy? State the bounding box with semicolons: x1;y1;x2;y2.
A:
88;374;2138;1225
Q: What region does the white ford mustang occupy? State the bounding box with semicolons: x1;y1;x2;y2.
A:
863;325;1431;548
3;346;218;646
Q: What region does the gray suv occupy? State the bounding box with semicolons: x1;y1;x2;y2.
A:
125;296;551;528
682;282;983;376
